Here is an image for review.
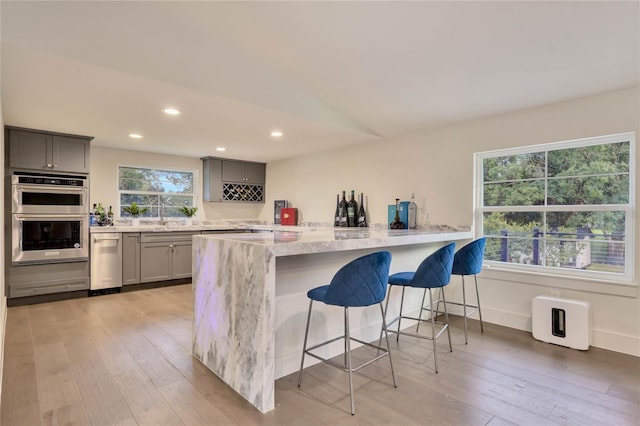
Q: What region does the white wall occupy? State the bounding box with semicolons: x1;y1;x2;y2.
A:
90;145;263;221
0;8;6;402
263;86;640;356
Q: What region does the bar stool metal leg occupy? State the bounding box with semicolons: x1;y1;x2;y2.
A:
396;286;406;342
429;288;439;373
462;275;468;344
379;303;397;388
441;288;453;352
474;274;484;333
298;299;314;388
415;288;428;333
344;307;355;415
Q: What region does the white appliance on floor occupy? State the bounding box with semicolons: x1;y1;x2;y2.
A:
532;296;591;350
91;232;122;291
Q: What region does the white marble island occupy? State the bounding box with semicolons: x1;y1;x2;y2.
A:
192;227;472;413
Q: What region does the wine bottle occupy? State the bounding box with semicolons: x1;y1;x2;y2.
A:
408;193;417;229
390;198;405;229
339;191;348;227
357;193;368;227
334;194;341;227
347;190;358;227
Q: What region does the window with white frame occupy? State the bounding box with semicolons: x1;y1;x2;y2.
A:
475;133;635;283
118;166;195;218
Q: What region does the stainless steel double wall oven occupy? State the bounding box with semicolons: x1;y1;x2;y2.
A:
11;172;89;264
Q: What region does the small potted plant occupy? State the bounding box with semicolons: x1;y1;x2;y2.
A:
123;202;149;226
179;206;198;225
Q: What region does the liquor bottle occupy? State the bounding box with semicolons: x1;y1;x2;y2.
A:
334;194;341;227
90;203;97;226
408;193;417;229
347;190;358;227
357;193;367;227
390;198;405;229
339;191;348;227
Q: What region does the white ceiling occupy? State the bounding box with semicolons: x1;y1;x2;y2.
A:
2;1;638;163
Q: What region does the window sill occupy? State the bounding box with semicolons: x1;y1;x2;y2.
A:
481;264;638;298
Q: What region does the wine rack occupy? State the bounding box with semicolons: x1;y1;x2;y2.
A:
222;183;264;202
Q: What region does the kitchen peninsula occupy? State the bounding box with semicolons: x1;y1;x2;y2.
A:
191;226;472;413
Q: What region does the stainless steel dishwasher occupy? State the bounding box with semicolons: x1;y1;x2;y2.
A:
90;232;122;291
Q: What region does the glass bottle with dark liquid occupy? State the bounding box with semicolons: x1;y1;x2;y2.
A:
390;198;405;229
339;191;348;227
347;190;358;227
357;192;367;227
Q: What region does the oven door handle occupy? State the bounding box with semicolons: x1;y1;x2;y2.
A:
16;185;85;192
14;214;87;220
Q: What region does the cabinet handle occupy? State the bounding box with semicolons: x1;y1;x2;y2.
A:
47;163;52;168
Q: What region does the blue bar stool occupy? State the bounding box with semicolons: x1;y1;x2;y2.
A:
448;237;486;344
384;243;455;373
297;251;397;415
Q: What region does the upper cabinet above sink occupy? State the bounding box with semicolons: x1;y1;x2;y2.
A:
202;157;266;203
7;127;93;174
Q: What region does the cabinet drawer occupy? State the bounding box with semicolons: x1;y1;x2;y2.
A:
10;278;89;298
141;232;198;243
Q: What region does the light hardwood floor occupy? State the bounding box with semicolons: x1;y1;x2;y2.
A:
1;284;639;425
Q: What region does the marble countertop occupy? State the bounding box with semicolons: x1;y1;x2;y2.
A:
194;226;473;257
89;222;304;233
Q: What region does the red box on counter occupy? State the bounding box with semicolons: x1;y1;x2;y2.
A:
281;208;298;226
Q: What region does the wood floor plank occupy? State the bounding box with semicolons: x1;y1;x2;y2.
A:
33;341;90;425
116;328;185;388
63;335;138;426
158;379;235;426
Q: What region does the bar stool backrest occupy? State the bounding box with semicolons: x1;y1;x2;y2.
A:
410;243;456;289
452;238;486;276
324;251;392;307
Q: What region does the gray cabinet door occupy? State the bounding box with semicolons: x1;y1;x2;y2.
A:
140;242;172;283
8;129;91;173
221;160;246;182
122;233;141;285
9;130;51;170
172;240;193;279
52;135;90;173
244;162;266;184
203;158;223;202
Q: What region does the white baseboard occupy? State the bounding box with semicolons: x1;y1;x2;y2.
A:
482;306;640;357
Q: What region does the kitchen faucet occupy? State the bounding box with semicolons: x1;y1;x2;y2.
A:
160;202;167;225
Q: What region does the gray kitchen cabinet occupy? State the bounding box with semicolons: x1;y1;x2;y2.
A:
140;241;172;282
222;159;265;184
202;156;266;203
172;240;193;279
7;127;92;173
140;232;196;282
122;232;141;285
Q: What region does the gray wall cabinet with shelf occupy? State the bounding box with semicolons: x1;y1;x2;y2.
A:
7;127;92;174
139;232;196;283
202;156;266;203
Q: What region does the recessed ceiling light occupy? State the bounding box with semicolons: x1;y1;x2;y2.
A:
216;147;226;152
163;108;181;116
270;130;283;137
129;133;143;139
